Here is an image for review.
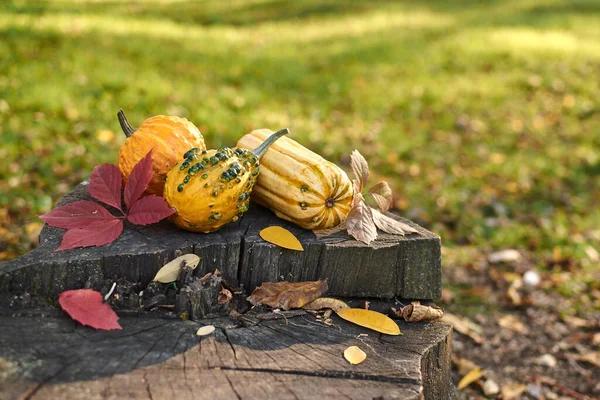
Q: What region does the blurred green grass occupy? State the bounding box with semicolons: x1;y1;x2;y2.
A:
1;0;599;304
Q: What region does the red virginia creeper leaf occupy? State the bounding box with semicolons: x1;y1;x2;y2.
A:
88;163;123;211
124;149;153;208
39;200;116;229
59;289;122;330
346;194;378;245
126;195;176;225
55;219;123;251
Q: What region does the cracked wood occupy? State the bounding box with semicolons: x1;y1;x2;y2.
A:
0;314;453;400
0;183;442;300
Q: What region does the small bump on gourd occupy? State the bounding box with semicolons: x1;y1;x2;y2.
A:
201;173;208;179
235;178;241;183
299;201;308;210
209;204;214;208
210;156;219;165
301;184;309;192
183;148;199;159
208;212;222;221
180;162;189;170
232;216;239;222
183;175;190;184
212;190;218;197
177;184;185;192
238;193;247;201
202;150;207;154
204;183;209;187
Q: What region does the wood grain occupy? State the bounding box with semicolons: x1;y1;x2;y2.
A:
0;183;442;300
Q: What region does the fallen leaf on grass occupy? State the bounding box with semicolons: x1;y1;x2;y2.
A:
247;280;328;310
497;314;528;334
566;352;600;368
392;301;444;322
196;325;216;336
302;297;349;313
441;313;483;344
457;367;482;390
344;346;367;365
59;289;122;330
259;226;304;251
501;383;527;400
153;254;201;283
336;308;401;335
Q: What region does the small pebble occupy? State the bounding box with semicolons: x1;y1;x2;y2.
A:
483;379;500;396
526;383;543;399
536;353;557;368
523;270;541;287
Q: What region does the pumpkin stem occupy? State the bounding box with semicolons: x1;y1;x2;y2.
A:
117;109;136;138
252;128;289;159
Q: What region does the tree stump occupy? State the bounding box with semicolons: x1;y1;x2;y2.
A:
0;313;453;400
0;183;442;300
0;184;453;399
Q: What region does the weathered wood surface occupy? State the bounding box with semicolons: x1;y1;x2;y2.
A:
0;184;442;300
0;312;453;400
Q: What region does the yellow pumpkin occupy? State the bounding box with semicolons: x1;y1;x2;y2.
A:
237;130;353;230
163;129;289;233
117;110;206;196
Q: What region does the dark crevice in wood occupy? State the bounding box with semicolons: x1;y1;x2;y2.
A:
217;366;422;387
222;328;239;361
142;370;154;400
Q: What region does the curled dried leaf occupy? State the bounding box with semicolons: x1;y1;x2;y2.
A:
303;297;349;313
371;208;418;235
346;196;378;245
392;301;444;322
336;308;401;335
218;288;233;305
368;181;393;212
260;226;304;251
350;150;369;191
344;346;367;365
247;280;328;311
153;254;201;283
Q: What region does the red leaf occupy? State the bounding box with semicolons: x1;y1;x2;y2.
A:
126;195;175;225
39;200;116;229
124;149;153;209
59;289;122;330
89;163;123;211
55;219;123;251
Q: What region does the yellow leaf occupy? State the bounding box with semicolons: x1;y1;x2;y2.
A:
344;346;366;365
303;297;349;313
336;308;401;335
196;325;216;337
96;129;115;143
259;226;304;251
457;367;482;390
153;254;201;283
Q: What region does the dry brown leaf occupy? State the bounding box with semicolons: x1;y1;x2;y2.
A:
371;208;419;235
350;150;369;191
344;346;367;365
497;314;528;334
336;308;401;335
442;313;483;344
247;280;328;310
346;195;377;245
302;297;349;313
566;352;600;368
153;254;201;283
259;226;304;251
368;181;393;211
501;383;526;399
218;288;233;305
457;367;483;390
393;301;444;322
